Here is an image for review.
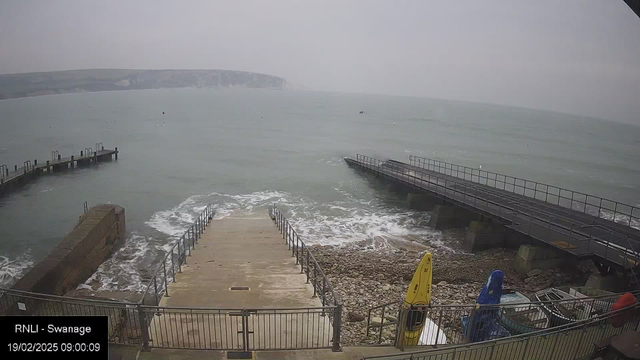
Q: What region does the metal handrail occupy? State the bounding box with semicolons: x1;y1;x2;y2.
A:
271;204;343;351
367;289;640;314
271;204;341;308
391;157;640;266
363;301;640;359
138;204;214;305
352;154;638;268
365;289;640;345
408;155;640;229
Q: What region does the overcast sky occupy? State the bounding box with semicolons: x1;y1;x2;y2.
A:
1;0;639;124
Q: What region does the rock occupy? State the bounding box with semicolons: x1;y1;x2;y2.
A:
382;328;394;339
437;281;448;286
467;293;476;299
382;284;391;291
524;277;534;283
527;269;542;277
347;312;365;322
369;316;383;326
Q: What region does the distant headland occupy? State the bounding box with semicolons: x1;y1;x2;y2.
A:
0;69;288;100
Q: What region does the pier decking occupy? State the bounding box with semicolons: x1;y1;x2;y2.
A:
345;154;640;272
0;145;118;196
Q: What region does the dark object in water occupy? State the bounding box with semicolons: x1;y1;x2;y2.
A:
162;111;165;114
359;111;364;114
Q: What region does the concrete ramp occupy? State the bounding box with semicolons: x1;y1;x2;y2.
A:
146;211;333;350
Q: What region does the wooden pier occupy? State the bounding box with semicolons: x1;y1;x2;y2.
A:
0;144;118;197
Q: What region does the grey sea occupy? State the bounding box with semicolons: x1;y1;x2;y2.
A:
1;88;639;292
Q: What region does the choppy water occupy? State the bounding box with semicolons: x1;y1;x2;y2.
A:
1;88;639;291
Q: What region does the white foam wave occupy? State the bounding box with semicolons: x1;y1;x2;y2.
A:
87;186;457;293
598;209;640;230
80;233;160;293
0;252;34;287
145;195;201;237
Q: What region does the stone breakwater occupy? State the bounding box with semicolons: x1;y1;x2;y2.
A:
311;232;592;346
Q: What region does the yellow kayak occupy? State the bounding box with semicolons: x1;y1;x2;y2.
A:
403;252;432;346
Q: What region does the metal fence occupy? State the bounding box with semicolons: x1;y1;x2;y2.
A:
139;204;214;305
366;290;639;350
408;155;640;230
0;287;145;346
271;204;343;350
140;305;338;351
0;204;343;352
351;154;639;270
363;302;640;360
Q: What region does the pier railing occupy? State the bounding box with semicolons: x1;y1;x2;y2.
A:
352;154;640;270
366;290;640;349
363;302;640;360
408;155;640;230
138;204;215;305
271;204;343;350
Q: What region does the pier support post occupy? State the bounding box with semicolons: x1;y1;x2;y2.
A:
14;165;17;171
46;160;50;172
514;245;565;274
71;156;74;168
585;273;625;292
115;147;118;160
464;220;506;252
428;205;480;230
406;193;443;211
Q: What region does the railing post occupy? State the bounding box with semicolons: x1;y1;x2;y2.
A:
312;266;317;297
332;304;343;352
300;243;304;273
153;277;159;305
322;277;327;307
137;304;150;350
181;236;187;264
171;250;176;282
187;231;192;255
306;251;310;283
163;261;169;297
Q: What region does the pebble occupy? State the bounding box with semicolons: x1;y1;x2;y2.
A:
308;237;589;346
527;269;542;277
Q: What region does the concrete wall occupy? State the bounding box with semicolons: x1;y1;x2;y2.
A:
429;204;482;230
514;245;566;274
406;193;445;211
11;204;126;296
